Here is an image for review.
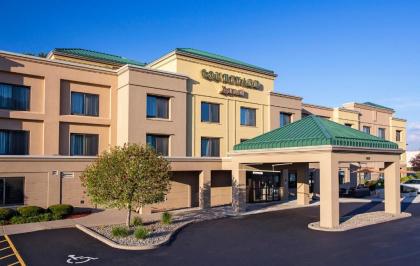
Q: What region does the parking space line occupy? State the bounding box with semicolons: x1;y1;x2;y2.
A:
0;246;11;251
4;235;26;266
8;261;20;266
0;253;15;260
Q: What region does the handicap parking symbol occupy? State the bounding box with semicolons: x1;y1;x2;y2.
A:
66;254;98;264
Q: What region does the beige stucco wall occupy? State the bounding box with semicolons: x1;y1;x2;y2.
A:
269;93;302;130
149;52;277;156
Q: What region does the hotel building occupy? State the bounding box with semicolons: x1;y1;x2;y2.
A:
0;48;406;228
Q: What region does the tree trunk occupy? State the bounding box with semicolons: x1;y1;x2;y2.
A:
126;204;132;227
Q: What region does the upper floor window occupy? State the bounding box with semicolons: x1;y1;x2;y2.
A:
146;134;169;156
0;83;30;111
280;112;292;127
378;128;386;139
201;137;220;157
147;95;169;119
362;126;371;134
0;129;29;155
71;92;99;116
201;102;220;123
240;139;248;143
396;130;402;142
240;107;256;127
344;123;353;128
70;133;98;156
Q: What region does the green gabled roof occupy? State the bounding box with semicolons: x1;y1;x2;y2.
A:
53;48;146;67
362;102;394;112
234;115;399;151
175;48;276;76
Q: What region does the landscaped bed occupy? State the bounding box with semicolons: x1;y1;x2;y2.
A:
0;204;76;225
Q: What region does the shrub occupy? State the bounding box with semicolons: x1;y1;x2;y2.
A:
132;216;142;227
134;226;149;240
48;204;73;218
111;226;130;237
0;208;15;221
161;211;172;225
10;213;54;224
17;206;44;217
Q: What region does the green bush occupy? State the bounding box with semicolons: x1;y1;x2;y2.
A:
111;226;130;237
134;226;149;239
17;206;44;217
48;204;73;218
131;216;142;227
365;180;379;191
161;211;172;225
0;208;15;221
10;213;54;224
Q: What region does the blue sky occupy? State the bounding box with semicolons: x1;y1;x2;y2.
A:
2;0;420;150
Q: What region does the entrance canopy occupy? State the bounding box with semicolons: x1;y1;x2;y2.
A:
234;115;398;151
230;115;403;229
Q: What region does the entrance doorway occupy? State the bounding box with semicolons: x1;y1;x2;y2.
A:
246;171;281;203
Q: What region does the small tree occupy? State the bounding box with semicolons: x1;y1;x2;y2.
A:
410;153;420;171
81;143;171;226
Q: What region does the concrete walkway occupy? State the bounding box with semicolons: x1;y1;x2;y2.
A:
2;195;419;236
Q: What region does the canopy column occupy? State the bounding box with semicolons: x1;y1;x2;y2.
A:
384;160;401;215
232;162;246;213
297;163;310;205
199;170;211;209
319;154;339;229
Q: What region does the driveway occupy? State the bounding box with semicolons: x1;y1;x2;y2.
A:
9;202;420;266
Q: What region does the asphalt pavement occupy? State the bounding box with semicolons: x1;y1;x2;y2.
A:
9;202;420;266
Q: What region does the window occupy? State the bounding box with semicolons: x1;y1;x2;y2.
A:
240;107;256;126
339;170;345;185
146;134;169;156
344;123;352;128
201;137;220;157
396;130;402;142
280;112;292;127
362;126;371;134
147;95;169;119
378;128;386;139
70;134;98;156
201;102;220;123
240;139;248;143
71;92;99;116
0;83;30;111
0;130;29;155
0;177;24;205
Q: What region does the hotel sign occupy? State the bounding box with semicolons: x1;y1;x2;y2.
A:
201;69;263;91
219;86;248;98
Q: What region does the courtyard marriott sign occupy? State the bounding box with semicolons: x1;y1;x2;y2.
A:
201;69;263;91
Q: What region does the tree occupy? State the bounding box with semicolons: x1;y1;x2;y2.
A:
80;143;171;226
410;153;420;171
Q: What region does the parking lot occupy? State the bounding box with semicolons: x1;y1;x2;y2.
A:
8;202;420;266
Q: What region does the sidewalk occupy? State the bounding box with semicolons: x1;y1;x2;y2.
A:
2;195;419;236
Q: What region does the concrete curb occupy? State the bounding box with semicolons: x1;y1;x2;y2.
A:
307;212;412;232
75;221;192;250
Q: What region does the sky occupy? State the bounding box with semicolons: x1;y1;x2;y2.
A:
2;0;420;150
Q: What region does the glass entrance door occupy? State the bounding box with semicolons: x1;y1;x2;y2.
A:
247;172;281;203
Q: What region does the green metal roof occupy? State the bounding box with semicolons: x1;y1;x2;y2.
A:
175;48;276;76
234;115;399;151
53;48;146;67
362;102;394;112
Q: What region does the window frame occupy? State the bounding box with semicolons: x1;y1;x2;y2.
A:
70;133;99;156
378;128;386;139
146;94;170;119
146;134;170;156
280;112;292;127
0;82;30;111
240;107;256;127
70;91;99;117
362;126;371;134
201;137;220;157
0;129;29;155
396;130;402;142
201;102;220;123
